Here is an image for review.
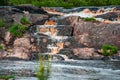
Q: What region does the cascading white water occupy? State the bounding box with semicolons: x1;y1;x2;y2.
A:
36;22;70;60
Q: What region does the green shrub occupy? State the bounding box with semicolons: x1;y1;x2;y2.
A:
0;75;15;80
84;17;96;22
20;16;30;25
0;20;4;27
36;54;51;80
0;45;3;50
102;44;118;56
10;24;26;37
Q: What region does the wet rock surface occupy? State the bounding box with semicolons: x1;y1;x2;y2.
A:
95;11;120;21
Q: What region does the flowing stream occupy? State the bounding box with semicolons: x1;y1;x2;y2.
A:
0;60;120;80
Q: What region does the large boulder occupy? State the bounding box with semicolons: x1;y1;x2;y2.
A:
73;48;103;59
4;33;39;60
66;16;120;49
12;38;31;59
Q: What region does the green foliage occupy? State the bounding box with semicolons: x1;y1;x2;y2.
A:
20;16;30;25
0;75;15;80
36;54;51;80
0;0;8;6
0;20;4;27
0;45;3;50
102;44;118;56
8;0;120;8
84;17;96;22
10;24;26;37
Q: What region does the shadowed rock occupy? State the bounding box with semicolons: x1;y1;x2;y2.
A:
95;12;120;21
15;4;47;14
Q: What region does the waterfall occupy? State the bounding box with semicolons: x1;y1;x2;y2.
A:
35;20;70;60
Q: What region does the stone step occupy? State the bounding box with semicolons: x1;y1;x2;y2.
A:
35;35;82;48
36;25;73;36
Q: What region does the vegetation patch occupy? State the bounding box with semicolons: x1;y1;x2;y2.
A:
0;45;3;50
0;0;8;6
84;17;96;22
0;75;15;80
102;44;118;56
10;24;26;37
0;20;4;27
36;54;51;80
20;16;30;25
7;0;120;8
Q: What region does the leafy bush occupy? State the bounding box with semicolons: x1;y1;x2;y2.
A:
36;54;51;80
102;44;118;56
0;45;3;50
20;16;30;25
10;24;26;37
84;17;96;22
0;75;15;80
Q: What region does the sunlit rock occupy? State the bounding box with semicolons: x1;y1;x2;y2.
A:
44;20;56;25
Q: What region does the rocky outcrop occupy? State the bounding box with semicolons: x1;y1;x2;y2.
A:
66;16;120;49
4;34;38;60
1;6;120;60
0;6;50;60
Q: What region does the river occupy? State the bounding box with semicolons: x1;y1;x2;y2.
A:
0;60;120;80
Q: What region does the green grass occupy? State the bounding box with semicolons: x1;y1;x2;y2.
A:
84;17;96;22
0;45;3;50
0;75;15;80
36;54;51;80
20;16;30;25
9;23;26;37
102;44;118;56
7;0;120;8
